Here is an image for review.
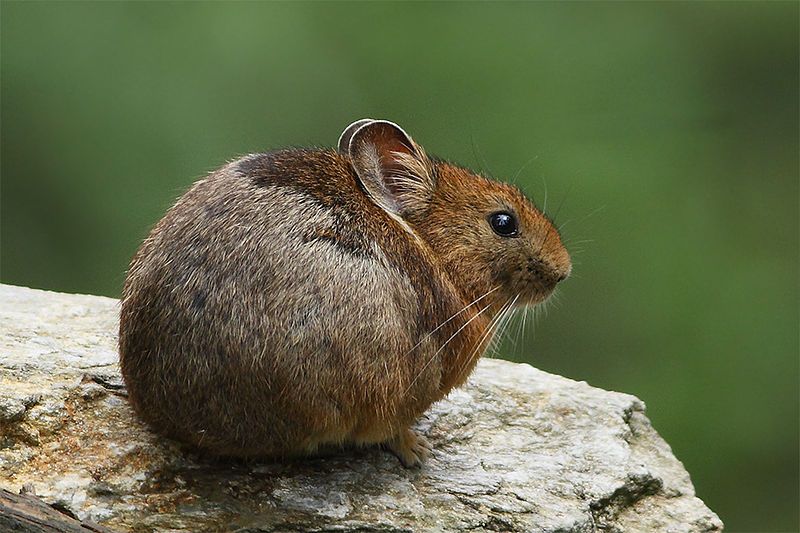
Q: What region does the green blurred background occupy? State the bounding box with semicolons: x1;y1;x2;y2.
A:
2;2;797;530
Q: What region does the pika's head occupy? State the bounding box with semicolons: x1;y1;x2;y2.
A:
340;119;571;308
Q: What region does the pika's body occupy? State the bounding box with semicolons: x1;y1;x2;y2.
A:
120;120;570;466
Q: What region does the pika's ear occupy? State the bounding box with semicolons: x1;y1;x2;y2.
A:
338;119;374;153
345;120;435;218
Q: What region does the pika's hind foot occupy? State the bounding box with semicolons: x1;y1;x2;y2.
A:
386;427;431;468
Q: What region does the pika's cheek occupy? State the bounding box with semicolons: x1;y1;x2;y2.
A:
488;262;519;289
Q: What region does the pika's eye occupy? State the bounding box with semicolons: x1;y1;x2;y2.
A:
488;211;519;237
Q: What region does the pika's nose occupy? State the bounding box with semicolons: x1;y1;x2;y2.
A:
527;259;571;285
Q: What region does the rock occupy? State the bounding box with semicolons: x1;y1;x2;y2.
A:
0;284;723;532
0;487;117;533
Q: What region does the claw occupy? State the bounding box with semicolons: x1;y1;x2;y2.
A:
386;427;431;468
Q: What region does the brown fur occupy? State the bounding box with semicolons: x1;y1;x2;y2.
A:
118;119;571;466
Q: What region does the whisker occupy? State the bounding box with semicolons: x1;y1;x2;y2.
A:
404;300;493;395
512;307;525;348
470;126;492;178
520;304;530;346
550;183;573;228
485;300;516;357
404;286;499;356
487;294;520;357
558;204;606;232
456;296;514;378
542;177;549;216
511;155;539;185
483;296;518;362
563;238;595;246
503;307;524;352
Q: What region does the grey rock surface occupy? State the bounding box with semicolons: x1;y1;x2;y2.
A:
0;284;723;532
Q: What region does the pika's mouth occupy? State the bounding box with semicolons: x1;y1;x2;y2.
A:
525;257;570;301
496;257;569;308
525;283;557;306
518;267;567;306
496;278;556;308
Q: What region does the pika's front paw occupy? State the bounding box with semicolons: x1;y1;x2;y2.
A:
386;427;432;468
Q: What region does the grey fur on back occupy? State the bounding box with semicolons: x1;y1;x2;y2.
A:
120;156;445;457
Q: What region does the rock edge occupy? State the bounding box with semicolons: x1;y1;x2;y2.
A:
0;284;723;532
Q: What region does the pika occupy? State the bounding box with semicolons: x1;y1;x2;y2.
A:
119;119;571;467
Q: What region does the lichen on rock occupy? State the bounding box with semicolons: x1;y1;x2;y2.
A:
0;284;723;532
